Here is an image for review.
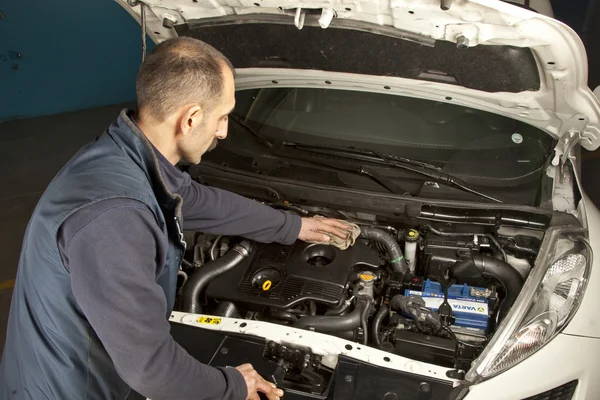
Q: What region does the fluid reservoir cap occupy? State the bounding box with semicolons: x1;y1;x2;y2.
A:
405;229;420;242
359;271;376;282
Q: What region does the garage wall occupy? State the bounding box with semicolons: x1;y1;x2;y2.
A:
0;0;152;122
0;103;132;355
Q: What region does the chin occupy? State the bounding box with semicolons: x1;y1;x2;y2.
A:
180;155;202;165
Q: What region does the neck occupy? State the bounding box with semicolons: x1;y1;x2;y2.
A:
134;113;181;165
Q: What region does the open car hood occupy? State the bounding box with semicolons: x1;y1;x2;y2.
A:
117;0;600;154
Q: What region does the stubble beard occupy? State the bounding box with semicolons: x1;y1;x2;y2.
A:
207;138;218;152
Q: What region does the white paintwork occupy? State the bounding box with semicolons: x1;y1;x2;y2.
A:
562;192;600;338
169;311;458;382
115;0;600;151
464;333;600;399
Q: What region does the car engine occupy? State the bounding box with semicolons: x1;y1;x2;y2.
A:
176;217;540;371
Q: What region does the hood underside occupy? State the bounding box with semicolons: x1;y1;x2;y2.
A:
117;0;600;153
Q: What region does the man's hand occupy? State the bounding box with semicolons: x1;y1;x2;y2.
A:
298;216;351;243
236;363;283;400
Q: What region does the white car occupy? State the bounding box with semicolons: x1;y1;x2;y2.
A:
118;1;600;399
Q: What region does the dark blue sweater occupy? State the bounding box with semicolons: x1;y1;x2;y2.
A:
56;138;301;398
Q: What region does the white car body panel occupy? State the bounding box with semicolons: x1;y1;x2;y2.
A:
562;192;600;338
116;0;600;153
464;333;600;399
169;311;458;382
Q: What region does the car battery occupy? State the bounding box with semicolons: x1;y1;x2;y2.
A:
404;279;490;331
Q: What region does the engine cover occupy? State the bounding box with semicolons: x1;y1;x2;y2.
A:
205;240;379;310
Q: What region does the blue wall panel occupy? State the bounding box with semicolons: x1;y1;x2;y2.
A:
0;0;153;121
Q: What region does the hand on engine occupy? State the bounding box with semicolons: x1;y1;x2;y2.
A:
298;216;351;243
236;363;283;400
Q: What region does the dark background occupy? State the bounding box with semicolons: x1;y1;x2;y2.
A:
0;0;598;355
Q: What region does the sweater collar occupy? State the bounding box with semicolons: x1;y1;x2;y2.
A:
107;109;183;217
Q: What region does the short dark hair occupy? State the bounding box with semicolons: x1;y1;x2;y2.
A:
136;37;234;122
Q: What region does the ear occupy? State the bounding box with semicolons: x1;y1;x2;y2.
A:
177;104;204;137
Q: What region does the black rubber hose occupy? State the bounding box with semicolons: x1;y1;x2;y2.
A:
449;255;524;320
294;298;370;332
214;301;239;318
426;226;507;262
497;236;538;257
360;226;406;275
324;301;352;316
506;243;538;257
360;301;371;346
333;331;356;341
325;293;351;316
181;240;252;314
267;310;298;323
389;295;442;331
372;304;389;349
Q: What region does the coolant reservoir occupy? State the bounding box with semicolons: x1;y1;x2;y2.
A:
404;229;420;274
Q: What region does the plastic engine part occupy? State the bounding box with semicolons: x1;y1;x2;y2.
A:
205;240;380;310
404;279;490;330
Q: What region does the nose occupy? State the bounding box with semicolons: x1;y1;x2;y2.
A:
215;120;228;140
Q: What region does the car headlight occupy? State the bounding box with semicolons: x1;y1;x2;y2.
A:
466;227;591;381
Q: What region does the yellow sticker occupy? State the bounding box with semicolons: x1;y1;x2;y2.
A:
197;316;222;325
262;280;272;291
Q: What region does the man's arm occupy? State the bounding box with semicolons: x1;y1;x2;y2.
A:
60;202;247;400
178;177;302;244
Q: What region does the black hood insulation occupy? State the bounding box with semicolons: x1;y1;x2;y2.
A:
177;20;540;93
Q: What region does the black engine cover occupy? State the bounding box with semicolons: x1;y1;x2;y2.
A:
205;240;379;310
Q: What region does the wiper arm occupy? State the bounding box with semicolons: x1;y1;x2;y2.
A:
357;166;411;195
283;142;441;170
285;156;412;196
229;114;274;149
225;120;410;195
283;142;502;203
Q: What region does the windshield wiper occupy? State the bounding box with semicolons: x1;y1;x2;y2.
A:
228;115;410;195
228;118;500;202
229;114;274;149
283;142;442;170
282;142;502;203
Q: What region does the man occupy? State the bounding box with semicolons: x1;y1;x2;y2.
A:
0;37;351;400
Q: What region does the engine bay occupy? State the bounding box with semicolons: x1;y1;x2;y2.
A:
175;209;541;374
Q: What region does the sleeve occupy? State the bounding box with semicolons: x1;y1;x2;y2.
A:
178;176;302;245
64;205;247;400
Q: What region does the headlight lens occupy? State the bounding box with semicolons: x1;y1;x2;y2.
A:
486;313;557;375
543;254;586;325
467;227;591;381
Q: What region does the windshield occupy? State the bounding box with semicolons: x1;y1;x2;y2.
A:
204;87;556;206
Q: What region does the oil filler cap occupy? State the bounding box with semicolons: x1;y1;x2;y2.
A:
252;268;280;291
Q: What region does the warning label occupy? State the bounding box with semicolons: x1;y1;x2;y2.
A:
197;316;222;325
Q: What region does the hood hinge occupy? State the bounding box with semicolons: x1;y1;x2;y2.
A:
550;130;582;188
552;130;594;167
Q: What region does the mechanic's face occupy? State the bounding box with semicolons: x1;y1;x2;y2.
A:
178;64;235;164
